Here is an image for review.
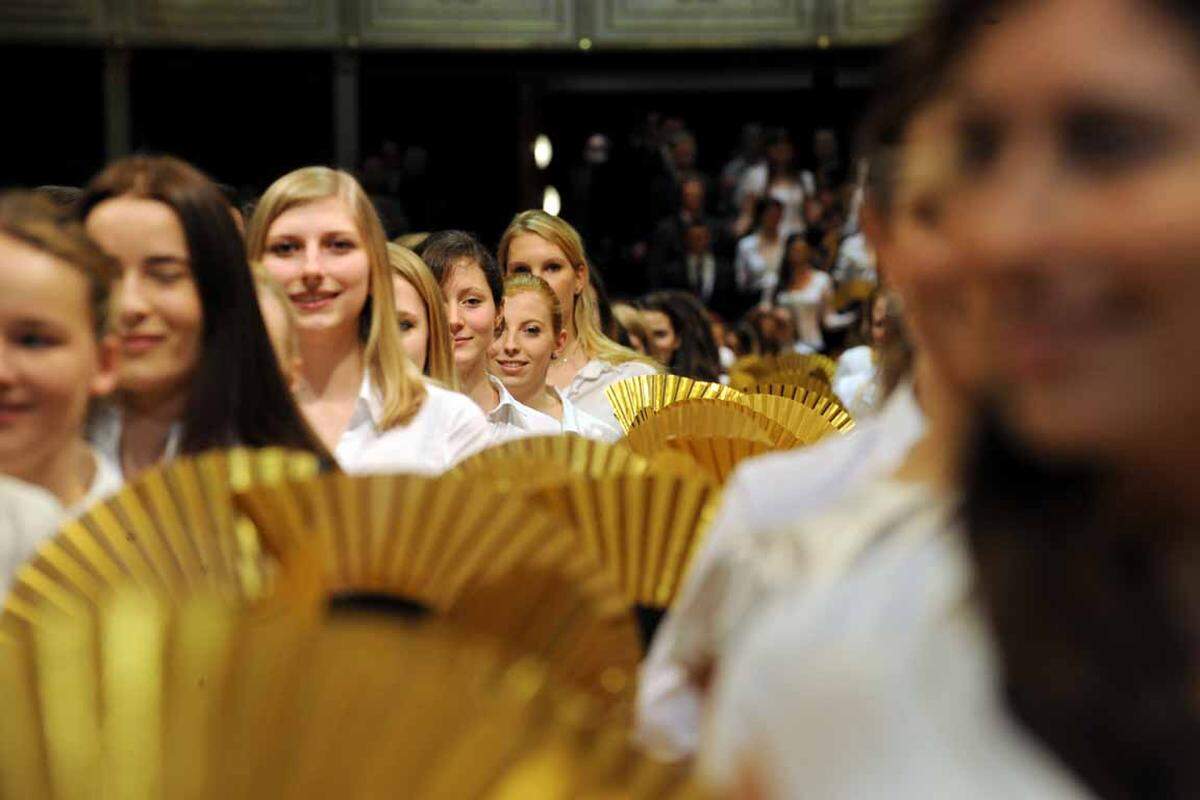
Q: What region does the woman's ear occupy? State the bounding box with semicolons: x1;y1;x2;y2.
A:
574;262;590;298
89;333;121;398
554;328;568;358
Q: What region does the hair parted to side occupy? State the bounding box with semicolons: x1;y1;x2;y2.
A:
387;242;458;389
497;210;658;370
0;191;117;338
503;273;563;335
416;230;504;306
78;155;329;460
245;166;426;429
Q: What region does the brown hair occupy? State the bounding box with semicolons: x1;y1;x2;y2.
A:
0;191;117;337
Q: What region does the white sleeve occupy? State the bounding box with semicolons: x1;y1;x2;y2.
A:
441;393;493;466
636;474;758;758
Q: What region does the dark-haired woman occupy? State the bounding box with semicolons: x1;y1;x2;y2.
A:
80;156;329;478
770;233;856;354
733;197;786;300
704;0;1200;797
639;291;723;384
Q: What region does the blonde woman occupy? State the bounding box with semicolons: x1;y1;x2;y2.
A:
493;275;619;442
498;211;659;430
246;167;489;474
386;243;457;389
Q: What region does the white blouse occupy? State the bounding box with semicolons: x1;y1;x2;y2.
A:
734;233;785;296
553;387;621;442
773;271;836;352
0;476;63;597
637;383;926;757
702;530;1092;800
563;357;659;433
833;345;881;419
340;378;491;475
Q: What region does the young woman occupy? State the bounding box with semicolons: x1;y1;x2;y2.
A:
832;289;909;417
733;197;786;300
79;155;327;478
416;230;558;443
735;128;811;238
246;168;489;474
611;302;650;356
386;242;457;388
498;210;659;432
639;290;723;384
769;233;856;353
492;275;619;442
0;191;120;515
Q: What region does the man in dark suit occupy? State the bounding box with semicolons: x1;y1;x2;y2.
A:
655;221;746;322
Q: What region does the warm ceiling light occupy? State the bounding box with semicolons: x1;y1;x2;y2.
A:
533;134;553;170
542;186;561;216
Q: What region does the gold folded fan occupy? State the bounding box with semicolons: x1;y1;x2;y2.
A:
741;379;839;402
665;436;774;484
527;474;720;609
605;374;741;433
733;392;855;442
2;448;322;627
449;434;652;482
0;593;707;799
624;399;801;455
235;472;642;700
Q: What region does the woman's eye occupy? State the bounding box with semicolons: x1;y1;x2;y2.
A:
545;263;562;273
525;326;541;336
958;115;1003;175
398;320;414;331
268;241;299;256
16;332;57;349
329;239;356;252
512;265;531;275
148;268;185;284
464;297;482;308
1063;110;1169;174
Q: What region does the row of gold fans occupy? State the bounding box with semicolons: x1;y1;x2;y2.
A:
603;372;854;484
1;445;725;796
726;351;839;394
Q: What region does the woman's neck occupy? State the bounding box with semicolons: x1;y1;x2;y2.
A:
760;228;779;243
516;383;562;421
893;353;971;492
297;325;363;398
460;360;499;412
118;386;188;477
18;439;95;509
548;322;588;390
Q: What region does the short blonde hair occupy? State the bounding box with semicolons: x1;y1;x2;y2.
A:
387;242;458;389
503;273;563;335
497;210;657;370
246;167;425;428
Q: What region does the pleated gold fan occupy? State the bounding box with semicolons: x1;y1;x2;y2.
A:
742;378;839;401
2;448;322;627
834;277;877;307
236;472;641;699
765;352;838;381
0;593;707;799
733;392;855;444
624;399;801;455
605;374;741;433
664;436;774;484
449;434;652;482
527;474;719;610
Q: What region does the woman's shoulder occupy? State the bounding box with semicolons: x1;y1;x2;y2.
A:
422;382;489;424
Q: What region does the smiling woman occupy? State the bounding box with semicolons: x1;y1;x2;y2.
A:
78;155;328;479
0;191;120;515
246;169;490;474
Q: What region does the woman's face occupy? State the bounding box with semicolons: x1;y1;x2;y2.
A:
85;196;203;400
786;239;812;270
0;234;118;483
392;274;429;373
491;291;564;402
761;205;783;232
642;309;679;365
948;0;1200;459
442;260;498;377
261;195;370;340
505;233;585;331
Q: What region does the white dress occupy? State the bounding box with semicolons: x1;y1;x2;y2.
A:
832;230;877;284
772;271;838;352
734;234;785;297
341;378;491;475
736;164;814;237
636;383;926;757
0;476;63;597
563;357;659;433
702;528;1092;800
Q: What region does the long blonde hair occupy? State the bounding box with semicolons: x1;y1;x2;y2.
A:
246;167;425;428
387;242;458;389
497;210;657;368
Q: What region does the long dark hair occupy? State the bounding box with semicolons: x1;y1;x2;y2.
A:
78;155;329;460
771;232;820;304
964;411;1200;798
639;290;722;383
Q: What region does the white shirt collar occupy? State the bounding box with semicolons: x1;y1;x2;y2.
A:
549;386;621;442
485;374;560;442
